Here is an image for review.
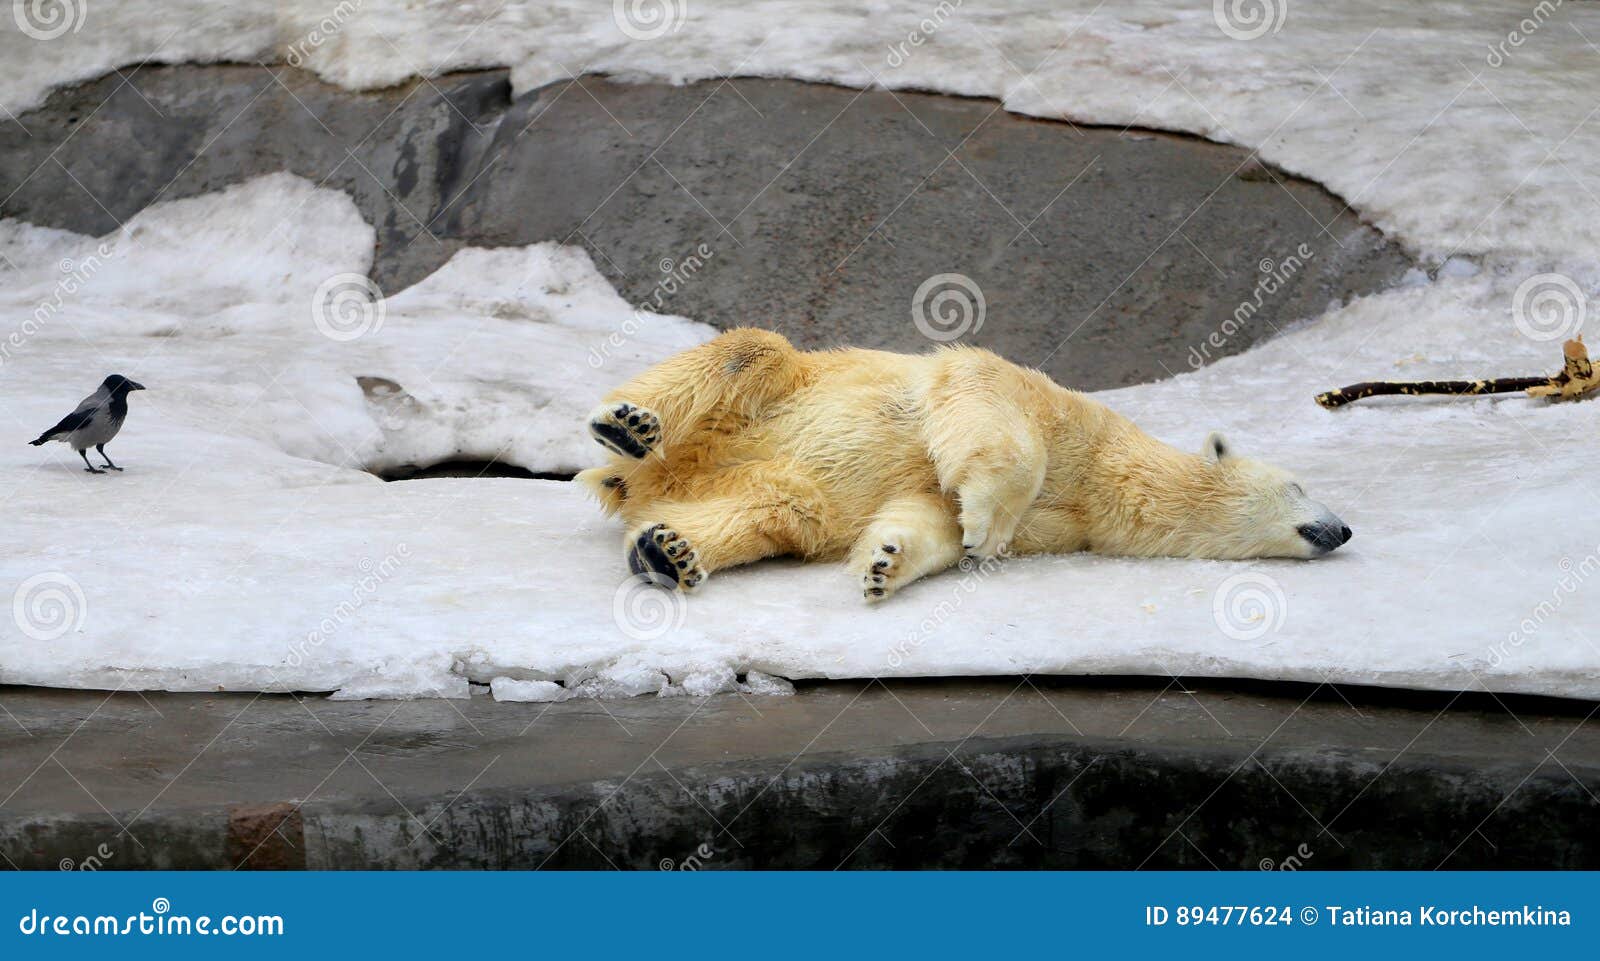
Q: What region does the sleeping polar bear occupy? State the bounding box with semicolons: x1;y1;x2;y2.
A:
578;329;1350;600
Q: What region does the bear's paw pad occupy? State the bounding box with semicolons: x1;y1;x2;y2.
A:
628;523;705;592
860;540;904;602
589;402;661;459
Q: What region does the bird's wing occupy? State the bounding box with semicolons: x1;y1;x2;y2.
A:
38;408;96;439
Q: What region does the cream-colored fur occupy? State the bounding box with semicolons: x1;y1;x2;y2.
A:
579;329;1349;600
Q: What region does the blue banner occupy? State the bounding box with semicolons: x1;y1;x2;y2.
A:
0;872;1591;958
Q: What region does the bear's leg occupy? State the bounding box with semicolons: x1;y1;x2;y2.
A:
576;466;631;516
590;329;803;457
620;465;832;593
922;355;1048;560
849;493;965;602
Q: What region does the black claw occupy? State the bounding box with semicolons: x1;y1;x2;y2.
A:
866;588;885;597
873;559;889;569
881;544;898;553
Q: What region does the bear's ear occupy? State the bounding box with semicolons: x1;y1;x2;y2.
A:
1202;431;1232;464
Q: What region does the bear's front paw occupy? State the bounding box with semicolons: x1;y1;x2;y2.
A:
627;523;706;593
857;540;904;602
588;402;662;459
959;506;1017;561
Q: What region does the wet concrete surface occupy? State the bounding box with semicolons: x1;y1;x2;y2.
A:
1;66;1412;390
1;679;1595;869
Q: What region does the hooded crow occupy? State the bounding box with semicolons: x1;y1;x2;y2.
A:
29;374;146;473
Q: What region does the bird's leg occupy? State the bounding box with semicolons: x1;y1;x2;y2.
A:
96;444;122;471
79;449;105;474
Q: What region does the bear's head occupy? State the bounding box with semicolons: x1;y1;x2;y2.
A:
1194;432;1351;559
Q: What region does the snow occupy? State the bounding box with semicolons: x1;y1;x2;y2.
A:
5;1;1600;264
3;3;1600;700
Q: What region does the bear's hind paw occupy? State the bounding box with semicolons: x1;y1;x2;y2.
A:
627;523;706;593
588;402;662;459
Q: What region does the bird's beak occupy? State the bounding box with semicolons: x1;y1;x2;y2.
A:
129;382;146;391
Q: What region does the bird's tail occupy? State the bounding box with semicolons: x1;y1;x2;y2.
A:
28;432;51;446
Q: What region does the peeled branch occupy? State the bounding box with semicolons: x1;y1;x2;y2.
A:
1315;336;1600;409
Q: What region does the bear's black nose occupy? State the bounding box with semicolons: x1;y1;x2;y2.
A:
1297;522;1349;553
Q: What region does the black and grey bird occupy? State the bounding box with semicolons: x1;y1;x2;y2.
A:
29;374;146;473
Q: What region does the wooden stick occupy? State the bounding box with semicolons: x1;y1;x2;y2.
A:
1316;337;1599;409
1315;377;1548;409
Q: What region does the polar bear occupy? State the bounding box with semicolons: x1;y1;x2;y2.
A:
577;329;1350;600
